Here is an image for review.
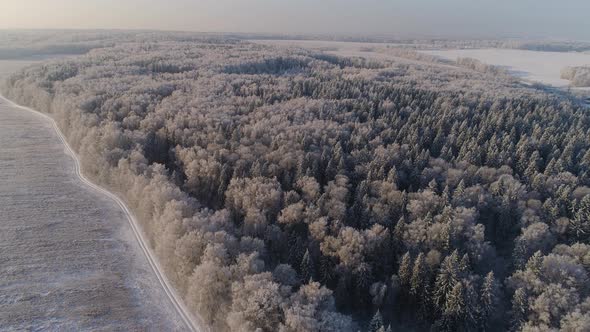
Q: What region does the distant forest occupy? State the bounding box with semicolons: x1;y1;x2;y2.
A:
2;34;590;331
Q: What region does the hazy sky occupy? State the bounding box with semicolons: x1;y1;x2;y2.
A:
1;0;589;40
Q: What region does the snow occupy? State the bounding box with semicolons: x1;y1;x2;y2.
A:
421;49;590;88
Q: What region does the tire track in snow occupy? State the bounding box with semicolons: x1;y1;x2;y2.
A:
0;95;206;332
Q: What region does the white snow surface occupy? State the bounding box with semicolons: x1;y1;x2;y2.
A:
422;49;590;87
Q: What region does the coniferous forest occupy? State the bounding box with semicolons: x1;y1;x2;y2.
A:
2;35;590;331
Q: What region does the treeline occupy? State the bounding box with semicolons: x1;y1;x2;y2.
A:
0;30;238;59
561;66;590;87
2;37;590;331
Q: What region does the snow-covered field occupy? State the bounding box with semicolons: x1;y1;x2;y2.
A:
0;61;188;331
422;49;590;88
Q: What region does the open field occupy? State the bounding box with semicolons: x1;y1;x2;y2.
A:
422;48;590;87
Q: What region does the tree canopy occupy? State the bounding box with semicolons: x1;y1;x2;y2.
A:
3;35;590;331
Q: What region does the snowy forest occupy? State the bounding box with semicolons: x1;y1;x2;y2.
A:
2;35;590;332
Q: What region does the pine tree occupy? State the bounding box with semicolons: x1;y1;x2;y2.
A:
368;310;384;332
295;155;306;180
480;272;499;330
542;197;558;221
570;195;590;242
557;185;573;216
410;253;426;299
387;166;398;187
424;212;434;226
217;164;232;205
524;151;541;180
454;180;466;202
356;262;373;293
319;256;334;284
300;249;314;282
288;235;306;271
444;282;465;321
361;205;373;229
351;180;369;226
531;173;546;194
497;196;515;241
544;157;558;176
428;179;438;192
525;251;543;275
459;254;470;276
510;288;528;331
251;160;263;177
337;155;347;176
334;276;348;308
356;180;369;200
440;206;453;224
442;185;451;203
392;218;406;253
398;252;412;287
441;223;451;253
326;156;338;181
434;251;459;312
463;281;480;331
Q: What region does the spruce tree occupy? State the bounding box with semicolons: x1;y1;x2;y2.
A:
442;185;451;203
571;195;590;241
368;310;384;332
480;272;499;330
454;180;466;202
444;282;465;322
525;251;543;275
392;218;406;253
459;254;470;276
398;252;412;287
510;288;528;331
463;281;480;331
428;179;438;192
387;166;398;187
300;249;314;282
434;251;460;311
410;253;426;298
319;256;334;284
